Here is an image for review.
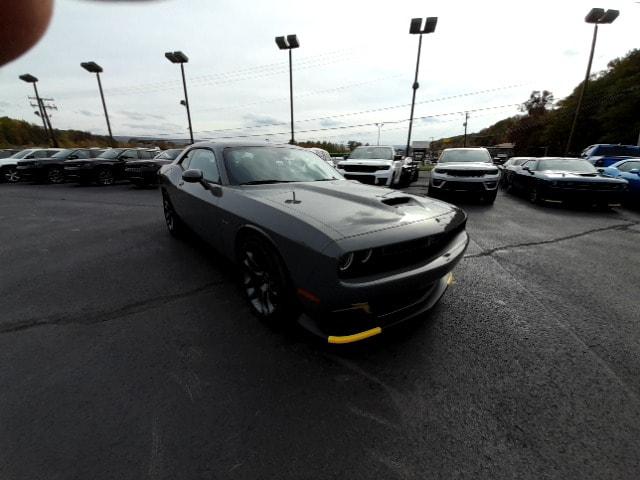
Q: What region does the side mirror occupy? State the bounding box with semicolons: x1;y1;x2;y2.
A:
522;166;533;174
343;154;349;159
68;155;78;160
182;169;203;183
597;168;605;173
394;154;403;161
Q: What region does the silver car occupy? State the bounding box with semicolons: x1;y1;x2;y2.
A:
160;142;469;344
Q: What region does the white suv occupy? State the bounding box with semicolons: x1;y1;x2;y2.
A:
429;147;501;204
336;146;403;187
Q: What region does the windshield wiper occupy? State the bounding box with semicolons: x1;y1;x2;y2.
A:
239;179;295;185
314;178;338;181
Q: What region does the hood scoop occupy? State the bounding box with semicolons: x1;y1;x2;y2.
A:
381;196;415;207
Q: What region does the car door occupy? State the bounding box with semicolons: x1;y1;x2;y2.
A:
511;160;530;190
175;148;224;248
116;149;138;178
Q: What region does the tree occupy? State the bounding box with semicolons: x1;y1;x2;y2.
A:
347;140;362;151
520;90;554;116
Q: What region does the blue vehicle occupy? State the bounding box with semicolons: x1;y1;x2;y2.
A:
581;144;640;167
602;158;640;204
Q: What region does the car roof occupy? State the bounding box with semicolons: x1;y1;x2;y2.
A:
186;141;308;151
442;147;489;151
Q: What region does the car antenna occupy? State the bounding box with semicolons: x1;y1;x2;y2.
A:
285;189;301;204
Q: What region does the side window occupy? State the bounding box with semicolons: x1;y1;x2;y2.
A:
75;150;90;159
188;149;220;183
34;150;50;158
522;160;536;170
619;161;640;172
89;150;103;158
121;149;138;160
180;150;193;170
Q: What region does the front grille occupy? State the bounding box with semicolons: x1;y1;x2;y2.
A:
344;174;376;185
341;165;389;173
125;167;142;174
439;169;494;177
340;221;466;279
442;181;486;191
557;181;621;190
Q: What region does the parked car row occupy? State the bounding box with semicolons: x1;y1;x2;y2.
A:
335;145;419;188
426;147;634;208
0;147;184;187
501;156;632;207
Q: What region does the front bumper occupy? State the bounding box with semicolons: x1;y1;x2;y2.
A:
338;169;394;186
540;184;626;204
124;166;160;184
296;230;469;343
430;175;500;192
64;166;95;181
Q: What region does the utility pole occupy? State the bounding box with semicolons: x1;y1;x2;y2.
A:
375;123;384;145
28;96;49;138
29;95;58;147
463;111;469;147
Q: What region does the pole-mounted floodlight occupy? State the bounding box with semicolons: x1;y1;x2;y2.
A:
19;73;57;147
165;51;194;143
275;34;299;145
81;61;113;143
565;8;619;155
405;17;437;158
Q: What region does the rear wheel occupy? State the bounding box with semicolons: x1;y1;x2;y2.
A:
47;167;65;184
96;168;114;186
3;167;20;183
237;235;297;326
162;195;185;238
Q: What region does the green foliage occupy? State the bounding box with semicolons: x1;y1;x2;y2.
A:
0;116;114;148
296;140;349;155
432;49;640;156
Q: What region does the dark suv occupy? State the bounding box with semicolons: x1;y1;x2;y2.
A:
64;148;157;185
124;148;183;187
17;148;105;183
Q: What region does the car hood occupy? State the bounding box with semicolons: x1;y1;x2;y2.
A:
339;159;394;166
435;162;496;170
238;180;458;240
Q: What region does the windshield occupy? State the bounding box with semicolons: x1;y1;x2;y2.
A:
594;145;640;157
537;159;597;173
10;150;35;159
155;149;182;160
97;149;125;159
439;149;492;163
224;146;343;185
52;149;73;159
348;147;393;160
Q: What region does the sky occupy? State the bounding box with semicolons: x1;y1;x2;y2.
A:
0;0;638;146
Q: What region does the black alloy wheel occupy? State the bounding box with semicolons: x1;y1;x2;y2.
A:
47;167;65;184
238;236;295;325
162;195;184;238
97;168;115;186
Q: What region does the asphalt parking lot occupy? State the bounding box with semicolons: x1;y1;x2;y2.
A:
1;177;640;480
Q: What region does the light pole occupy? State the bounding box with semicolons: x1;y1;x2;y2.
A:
405;16;437;158
19;74;57;147
275;34;300;145
375;123;384;145
81;61;114;144
463;112;469;147
565;7;619;155
165;51;194;144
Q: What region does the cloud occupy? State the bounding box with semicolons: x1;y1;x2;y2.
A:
563;49;579;57
77;109;100;117
242;113;281;126
122;122;184;133
118;110;147;121
318;118;343;128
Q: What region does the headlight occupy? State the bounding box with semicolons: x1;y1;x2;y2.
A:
338;253;354;272
358;249;373;264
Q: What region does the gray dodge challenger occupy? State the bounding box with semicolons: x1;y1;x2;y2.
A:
159;142;469;344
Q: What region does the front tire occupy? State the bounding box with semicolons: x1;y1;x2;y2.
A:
3;167;20;183
47;167;65;184
237;235;297;327
96;168;114;186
